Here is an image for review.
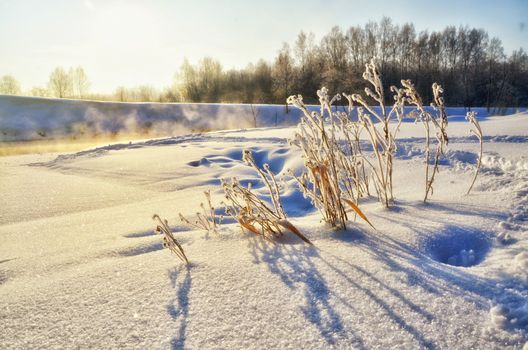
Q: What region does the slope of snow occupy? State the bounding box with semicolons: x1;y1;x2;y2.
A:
1;110;528;349
2;94;527;142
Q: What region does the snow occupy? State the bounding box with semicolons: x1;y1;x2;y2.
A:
2;94;526;142
1;100;528;349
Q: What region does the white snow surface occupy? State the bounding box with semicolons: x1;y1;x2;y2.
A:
1;109;528;349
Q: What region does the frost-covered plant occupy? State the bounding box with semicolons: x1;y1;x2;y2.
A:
403;81;449;202
348;59;407;207
335;109;371;199
288;58;456;210
179;190;221;233
429;83;449;198
466;111;483;194
288;58;408;214
153;214;189;264
221;150;312;244
287;88;374;229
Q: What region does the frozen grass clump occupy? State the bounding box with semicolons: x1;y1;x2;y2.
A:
347;60;407;207
288;58;482;211
179;190;221;234
287;88;374;229
466;111;483;194
222;149;312;244
152;214;189;264
402;80;449;202
288;59;407;213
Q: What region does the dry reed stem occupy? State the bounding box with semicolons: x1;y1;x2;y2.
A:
466;111;483;194
402;80;449;202
349;59;407;206
178;190;221;233
222;150;312;244
153;214;189;264
288;85;375;229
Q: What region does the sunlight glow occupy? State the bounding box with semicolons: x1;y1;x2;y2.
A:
90;3;162;52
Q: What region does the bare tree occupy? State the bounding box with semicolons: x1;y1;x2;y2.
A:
321;26;349;92
178;58;201;102
377;17;396;72
397;24;416;76
253;60;273;103
346;26;366;68
272;43;295;103
198;57;223;102
137;85;157;102
485;37;505;111
70;66;90;99
48;67;72;98
114;86;128;102
30;86;49;97
0;75;21;95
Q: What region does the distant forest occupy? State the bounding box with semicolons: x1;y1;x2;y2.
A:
2;17;527;108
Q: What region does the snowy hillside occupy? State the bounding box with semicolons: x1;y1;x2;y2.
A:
1;107;528;348
0;95;301;141
2;94;526;142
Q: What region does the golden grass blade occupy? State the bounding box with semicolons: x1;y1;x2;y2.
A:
238;219;261;236
277;219;313;245
152;214;189;264
341;198;376;230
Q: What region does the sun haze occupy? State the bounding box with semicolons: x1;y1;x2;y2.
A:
0;0;526;93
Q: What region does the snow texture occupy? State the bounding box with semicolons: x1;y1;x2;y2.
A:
1;102;528;349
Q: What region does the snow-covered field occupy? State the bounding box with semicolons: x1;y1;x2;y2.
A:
1;107;528;349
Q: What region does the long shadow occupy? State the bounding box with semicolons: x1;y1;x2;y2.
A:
319;253;437;349
361;196;528;339
251;224;527;347
249;237;366;348
167;266;192;350
347;229;528;337
322;227;528;346
373;199;507;225
415;201;508;222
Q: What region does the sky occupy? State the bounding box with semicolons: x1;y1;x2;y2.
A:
0;0;526;94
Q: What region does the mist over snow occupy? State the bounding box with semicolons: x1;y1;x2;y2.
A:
1;95;526;142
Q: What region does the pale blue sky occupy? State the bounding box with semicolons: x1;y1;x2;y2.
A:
0;0;526;93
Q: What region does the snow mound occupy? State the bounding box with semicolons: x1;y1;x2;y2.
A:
514;252;528;278
490;300;528;332
482;154;528;174
422;227;491;267
185;144;314;217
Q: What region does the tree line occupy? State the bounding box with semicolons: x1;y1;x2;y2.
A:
177;18;528;109
0;66;90;100
1;17;527;108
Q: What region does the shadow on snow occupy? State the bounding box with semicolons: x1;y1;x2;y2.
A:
167;266;192;350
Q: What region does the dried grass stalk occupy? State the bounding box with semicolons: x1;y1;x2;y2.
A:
179;190;221;233
349;59;407;207
403;81;449;202
466;111;483;194
287;90;375;229
341;198;376;230
153;214;189;264
222;150;312;244
288;89;350;228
